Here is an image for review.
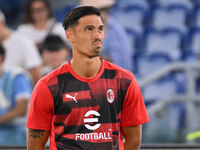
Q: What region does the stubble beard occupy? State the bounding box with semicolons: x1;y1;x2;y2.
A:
94;47;101;56
92;39;102;57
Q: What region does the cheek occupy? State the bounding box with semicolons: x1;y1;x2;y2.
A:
43;53;50;61
59;51;67;58
74;38;87;48
43;11;50;18
75;33;90;43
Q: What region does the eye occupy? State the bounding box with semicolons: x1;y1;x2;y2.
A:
85;27;93;31
99;26;104;31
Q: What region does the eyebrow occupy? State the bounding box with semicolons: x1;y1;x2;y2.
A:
99;25;104;28
84;25;104;29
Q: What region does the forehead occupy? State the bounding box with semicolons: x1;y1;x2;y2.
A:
31;1;46;8
78;15;103;27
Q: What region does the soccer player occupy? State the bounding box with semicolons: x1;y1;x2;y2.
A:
27;6;149;150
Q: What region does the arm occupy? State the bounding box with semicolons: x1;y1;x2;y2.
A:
29;67;42;85
0;98;27;124
27;128;50;150
27;80;54;149
121;125;142;150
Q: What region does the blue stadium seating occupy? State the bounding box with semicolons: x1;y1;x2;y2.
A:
150;5;188;33
158;0;193;10
142;75;186;143
54;5;77;22
134;52;172;77
142;27;183;60
191;5;200;28
116;0;149;10
113;5;146;34
187;27;200;54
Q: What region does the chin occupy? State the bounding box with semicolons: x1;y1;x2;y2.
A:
95;48;101;54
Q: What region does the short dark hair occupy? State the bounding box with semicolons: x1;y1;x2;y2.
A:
0;44;5;61
42;34;68;51
63;6;101;30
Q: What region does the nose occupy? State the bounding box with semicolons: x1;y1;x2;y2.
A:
93;29;103;39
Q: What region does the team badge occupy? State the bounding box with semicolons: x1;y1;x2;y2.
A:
106;89;115;103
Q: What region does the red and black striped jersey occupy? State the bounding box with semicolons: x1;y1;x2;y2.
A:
27;59;149;150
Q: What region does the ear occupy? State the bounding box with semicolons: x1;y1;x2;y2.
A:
65;29;74;43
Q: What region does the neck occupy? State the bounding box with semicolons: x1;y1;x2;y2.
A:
34;21;47;30
70;56;102;79
0;28;12;42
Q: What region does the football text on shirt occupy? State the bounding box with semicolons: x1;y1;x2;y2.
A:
75;110;112;141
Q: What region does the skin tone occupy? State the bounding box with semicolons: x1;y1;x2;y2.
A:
0;22;12;42
66;15;104;78
30;1;49;30
42;48;70;69
27;14;142;150
121;125;142;150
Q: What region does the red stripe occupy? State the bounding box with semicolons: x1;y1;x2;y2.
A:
47;77;58;86
62;90;91;102
89;79;118;98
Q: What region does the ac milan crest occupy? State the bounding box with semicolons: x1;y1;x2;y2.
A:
106;89;115;103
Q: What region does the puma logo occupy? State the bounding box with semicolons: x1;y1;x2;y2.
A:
66;93;77;103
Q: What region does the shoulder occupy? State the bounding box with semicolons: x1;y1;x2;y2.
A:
54;22;63;28
4;32;37;55
3;67;31;87
39;63;69;86
104;60;134;80
5;67;30;78
11;31;31;42
18;24;33;32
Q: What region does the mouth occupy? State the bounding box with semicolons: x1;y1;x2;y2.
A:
94;41;102;47
93;40;102;47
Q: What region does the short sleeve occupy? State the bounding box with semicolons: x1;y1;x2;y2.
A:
27;79;54;130
13;74;32;101
121;75;149;127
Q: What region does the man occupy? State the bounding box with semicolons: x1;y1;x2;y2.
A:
0;10;42;84
27;6;149;150
0;44;32;145
81;0;134;72
41;34;71;76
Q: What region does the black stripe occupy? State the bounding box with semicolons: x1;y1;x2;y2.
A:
116;78;132;106
55;136;93;150
58;73;90;93
55;136;115;150
100;69;117;79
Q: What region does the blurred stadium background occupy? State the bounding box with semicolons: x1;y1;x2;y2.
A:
1;0;200;149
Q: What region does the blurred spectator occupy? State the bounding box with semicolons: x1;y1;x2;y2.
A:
49;0;79;10
41;34;71;76
18;0;67;53
0;10;42;84
81;0;133;72
0;44;32;145
0;0;25;29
